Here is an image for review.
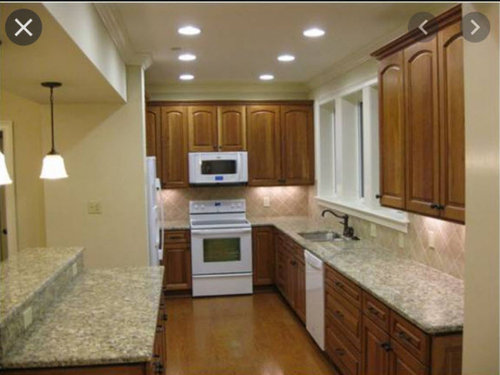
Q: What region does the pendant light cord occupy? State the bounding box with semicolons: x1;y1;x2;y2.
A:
49;87;56;154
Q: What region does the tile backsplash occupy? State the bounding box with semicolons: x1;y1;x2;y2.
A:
161;185;310;220
162;185;465;279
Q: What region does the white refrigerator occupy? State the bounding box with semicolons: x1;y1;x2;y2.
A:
146;157;164;266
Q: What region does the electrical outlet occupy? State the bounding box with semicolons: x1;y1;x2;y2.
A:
263;196;270;207
87;201;102;215
370;223;377;237
72;262;78;276
428;230;436;250
398;233;405;248
23;306;33;329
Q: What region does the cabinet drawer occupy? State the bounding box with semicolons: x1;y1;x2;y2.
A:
390;311;430;365
326;324;361;375
363;292;390;331
325;265;362;308
326;293;362;350
164;230;190;244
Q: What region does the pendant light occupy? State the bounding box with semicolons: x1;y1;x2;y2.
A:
0;151;12;185
40;82;68;180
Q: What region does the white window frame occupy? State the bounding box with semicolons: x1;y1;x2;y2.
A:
314;78;409;233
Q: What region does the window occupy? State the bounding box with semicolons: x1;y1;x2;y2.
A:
316;79;408;232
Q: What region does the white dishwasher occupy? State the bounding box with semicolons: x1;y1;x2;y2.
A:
305;250;325;350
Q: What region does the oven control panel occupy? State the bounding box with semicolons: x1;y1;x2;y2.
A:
189;199;246;214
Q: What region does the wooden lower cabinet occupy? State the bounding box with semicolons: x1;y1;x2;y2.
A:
163;230;192;291
274;231;306;323
389;340;428;375
362;317;390;375
252;226;275;286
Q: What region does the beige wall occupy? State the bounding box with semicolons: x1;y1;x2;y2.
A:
0;91;46;250
462;3;500;374
43;66;150;268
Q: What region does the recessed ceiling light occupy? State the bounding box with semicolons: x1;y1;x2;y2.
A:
277;54;295;62
303;27;325;38
178;53;197;61
178;25;201;36
259;74;274;81
179;74;194;81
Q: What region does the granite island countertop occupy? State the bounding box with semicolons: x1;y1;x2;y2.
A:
1;266;164;369
0;247;84;327
164;216;464;334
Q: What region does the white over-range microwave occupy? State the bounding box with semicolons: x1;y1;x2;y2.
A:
188;152;248;185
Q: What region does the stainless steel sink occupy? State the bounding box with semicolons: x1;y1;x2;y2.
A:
298;231;342;242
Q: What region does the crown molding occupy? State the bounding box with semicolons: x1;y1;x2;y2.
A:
94;3;152;69
306;2;452;90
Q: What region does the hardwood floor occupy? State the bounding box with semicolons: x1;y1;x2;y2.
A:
165;292;337;375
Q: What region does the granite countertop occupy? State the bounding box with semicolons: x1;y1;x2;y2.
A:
0;247;84;326
163;216;464;334
1;267;164;369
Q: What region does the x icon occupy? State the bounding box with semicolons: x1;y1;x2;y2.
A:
14;18;33;37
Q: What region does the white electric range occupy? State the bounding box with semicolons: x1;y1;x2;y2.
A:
189;199;253;297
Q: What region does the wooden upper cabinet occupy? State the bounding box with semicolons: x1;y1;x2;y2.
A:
218;106;247;151
404;38;440;217
188;106;218;152
146;106;161;174
247;105;282;185
160;106;188;188
281;105;314;185
438;22;465;223
378;52;406;209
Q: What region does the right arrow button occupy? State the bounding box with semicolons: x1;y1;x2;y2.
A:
463;12;490;42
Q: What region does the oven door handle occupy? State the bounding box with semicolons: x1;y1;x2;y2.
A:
191;228;252;236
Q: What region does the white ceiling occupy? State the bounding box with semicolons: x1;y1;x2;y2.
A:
0;3;124;103
110;2;452;86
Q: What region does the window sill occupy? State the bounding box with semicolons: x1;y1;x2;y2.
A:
315;196;409;233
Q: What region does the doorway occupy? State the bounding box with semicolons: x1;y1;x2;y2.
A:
0;121;17;260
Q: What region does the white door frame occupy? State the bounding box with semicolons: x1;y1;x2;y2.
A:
0;121;18;255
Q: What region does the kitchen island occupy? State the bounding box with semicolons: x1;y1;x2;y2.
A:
0;248;166;375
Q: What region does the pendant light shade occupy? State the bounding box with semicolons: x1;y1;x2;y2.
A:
0;151;13;185
40;82;68;180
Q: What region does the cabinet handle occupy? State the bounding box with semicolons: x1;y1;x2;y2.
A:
438;204;445;210
397;330;412;344
430;203;440;209
167;235;184;240
334;310;344;319
368;306;380;316
381;342;393;352
335;348;345;356
290;260;297;266
278;179;286;184
375;194;382;199
334;281;344;289
163;313;168;322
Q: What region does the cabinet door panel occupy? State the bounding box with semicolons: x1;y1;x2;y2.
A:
146;106;161;176
164;247;192;290
160;106;188;188
389;340;428;375
281;105;314;185
218;106;246;151
252;226;274;286
438;22;465;223
247;105;282;185
362;317;390;375
378;51;406;209
295;257;306;323
275;235;288;295
188;106;218;152
404;39;440;216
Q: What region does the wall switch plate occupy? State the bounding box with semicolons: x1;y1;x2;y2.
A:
398;233;405;248
88;201;102;215
428;230;436;250
23;306;33;329
72;262;78;276
370;223;377;237
263;196;270;207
